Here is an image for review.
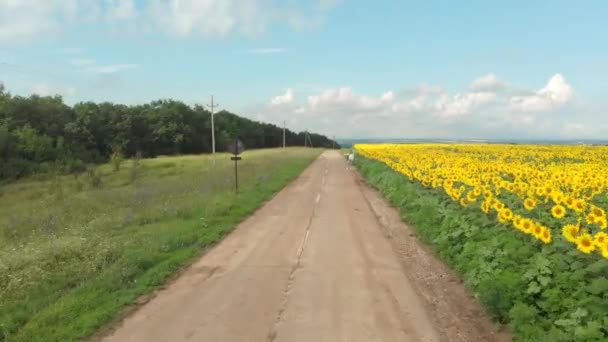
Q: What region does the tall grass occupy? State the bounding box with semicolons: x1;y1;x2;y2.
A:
0;147;321;341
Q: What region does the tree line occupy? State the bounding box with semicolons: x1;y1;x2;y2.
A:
0;84;338;180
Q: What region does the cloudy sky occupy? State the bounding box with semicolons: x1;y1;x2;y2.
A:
1;0;607;139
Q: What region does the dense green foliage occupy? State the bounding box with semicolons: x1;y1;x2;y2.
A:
0;148;321;341
0;84;336;180
356;157;608;342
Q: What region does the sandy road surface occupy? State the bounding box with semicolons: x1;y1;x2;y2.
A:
101;151;508;342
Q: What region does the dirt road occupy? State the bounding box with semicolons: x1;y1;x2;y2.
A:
102;151;508;342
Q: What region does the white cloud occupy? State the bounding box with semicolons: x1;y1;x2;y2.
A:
433;91;496;119
248;48;286;54
270;88;295;107
106;0;137;20
89;63;138;74
469;73;507;92
0;0;99;44
306;87;395;113
30;82;76;97
510;74;574;112
0;0;341;44
68;57;137;74
259;73;579;139
69;58;96;67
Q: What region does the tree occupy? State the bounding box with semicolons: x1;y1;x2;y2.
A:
0;84;338;180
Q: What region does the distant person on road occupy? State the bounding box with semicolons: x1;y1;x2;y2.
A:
348;151;355;165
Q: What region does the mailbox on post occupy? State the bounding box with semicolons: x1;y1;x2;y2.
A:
228;138;244;193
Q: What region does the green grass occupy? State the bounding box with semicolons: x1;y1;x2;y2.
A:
356;157;608;342
0;148;322;341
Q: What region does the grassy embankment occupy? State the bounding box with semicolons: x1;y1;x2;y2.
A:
0;148;321;341
356;157;608;342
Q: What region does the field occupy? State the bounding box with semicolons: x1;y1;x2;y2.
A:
355;144;608;341
0;148;322;341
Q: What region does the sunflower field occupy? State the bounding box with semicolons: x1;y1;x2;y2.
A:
356;143;608;258
354;143;608;341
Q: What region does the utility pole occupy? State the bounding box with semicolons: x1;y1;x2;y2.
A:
283;120;286;149
207;95;219;162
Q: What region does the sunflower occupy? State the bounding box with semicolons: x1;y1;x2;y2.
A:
594;232;608;247
466;191;477;202
540;227;552;244
565;196;575;209
562;224;580;243
524;198;536;211
596;216;608;229
500;208;513;221
573;199;586;213
532;223;543;239
601;241;608;259
460;198;469;207
551;192;564;204
494;201;505;211
586;214;596;225
513;215;523;229
483;191;493;200
592;206;605;218
521;219;533;234
551;205;566;219
481;201;490;214
576;233;596;254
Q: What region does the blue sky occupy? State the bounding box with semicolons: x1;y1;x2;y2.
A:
1;0;607;139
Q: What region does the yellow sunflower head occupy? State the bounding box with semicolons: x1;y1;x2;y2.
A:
540;227;552;244
601;241;608;259
524;198;536;211
586;214;596;225
592;207;605;217
573;199;586;213
551;205;566;219
565;196;575;208
562;224;580;243
521;219;533;234
576;233;596;254
532;223;543;238
466;191;477;202
500;208;513;221
594;232;608;247
597;217;608;229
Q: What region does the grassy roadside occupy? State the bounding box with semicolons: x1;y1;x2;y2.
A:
356;157;608;342
0;148;322;342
